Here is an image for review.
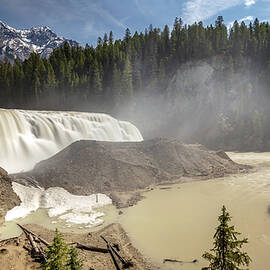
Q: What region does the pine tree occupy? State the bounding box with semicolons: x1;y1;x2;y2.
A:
92;58;102;93
112;63;121;104
202;206;251;270
124;28;131;42
67;247;83;270
42;229;70;270
121;56;133;98
109;31;114;44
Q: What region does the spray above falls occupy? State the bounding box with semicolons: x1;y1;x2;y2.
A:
0;109;143;173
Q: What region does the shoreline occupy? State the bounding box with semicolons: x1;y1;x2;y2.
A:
1;163;253;237
0;222;153;270
110;164;253;209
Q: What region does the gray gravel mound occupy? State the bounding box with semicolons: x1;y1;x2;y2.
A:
15;138;248;197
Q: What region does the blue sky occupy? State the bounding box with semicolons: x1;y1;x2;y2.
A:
1;0;270;45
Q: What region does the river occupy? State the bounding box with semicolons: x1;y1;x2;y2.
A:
120;152;270;269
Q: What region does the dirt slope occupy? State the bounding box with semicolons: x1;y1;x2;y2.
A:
15;138;247;199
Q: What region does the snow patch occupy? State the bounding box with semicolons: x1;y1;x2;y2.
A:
5;182;112;227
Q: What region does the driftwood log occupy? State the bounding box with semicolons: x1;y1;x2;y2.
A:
28;233;39;254
76;243;108;253
107;243;122;270
101;235;133;269
17;224;50;247
17;224;110;256
23;245;31;252
16;224;47;262
15;223;133;269
163;258;198;264
0;237;19;247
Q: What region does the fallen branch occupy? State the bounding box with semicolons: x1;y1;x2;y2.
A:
107;243;121;270
163;258;198;264
76;243;108;253
16;224;50;247
16;224;46;262
23;245;31;252
101;235;133;268
28;233;39;254
0;237;19;246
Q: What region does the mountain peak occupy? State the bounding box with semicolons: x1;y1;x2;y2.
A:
30;25;52;32
0;20;80;62
0;20;17;32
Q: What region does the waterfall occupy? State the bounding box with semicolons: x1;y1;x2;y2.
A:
0;108;143;173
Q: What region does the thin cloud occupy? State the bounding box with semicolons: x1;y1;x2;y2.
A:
245;0;256;6
89;3;127;30
227;15;253;28
0;0;127;43
240;15;254;21
182;0;245;24
134;0;153;16
83;22;104;39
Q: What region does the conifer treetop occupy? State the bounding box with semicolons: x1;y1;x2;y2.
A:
202;205;251;270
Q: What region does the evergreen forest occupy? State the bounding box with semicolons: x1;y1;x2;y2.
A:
1;16;270;150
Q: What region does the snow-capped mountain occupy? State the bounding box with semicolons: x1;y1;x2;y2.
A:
0;20;79;62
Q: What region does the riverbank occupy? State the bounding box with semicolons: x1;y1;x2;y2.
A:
0;223;153;270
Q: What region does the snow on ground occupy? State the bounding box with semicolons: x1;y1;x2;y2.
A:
5;182;112;227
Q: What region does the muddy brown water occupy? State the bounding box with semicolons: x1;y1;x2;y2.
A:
120;152;270;270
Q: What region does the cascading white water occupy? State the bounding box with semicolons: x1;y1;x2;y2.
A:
0;108;143;173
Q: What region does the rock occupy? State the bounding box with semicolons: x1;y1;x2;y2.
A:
215;150;231;160
0;167;20;225
0;167;8;178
